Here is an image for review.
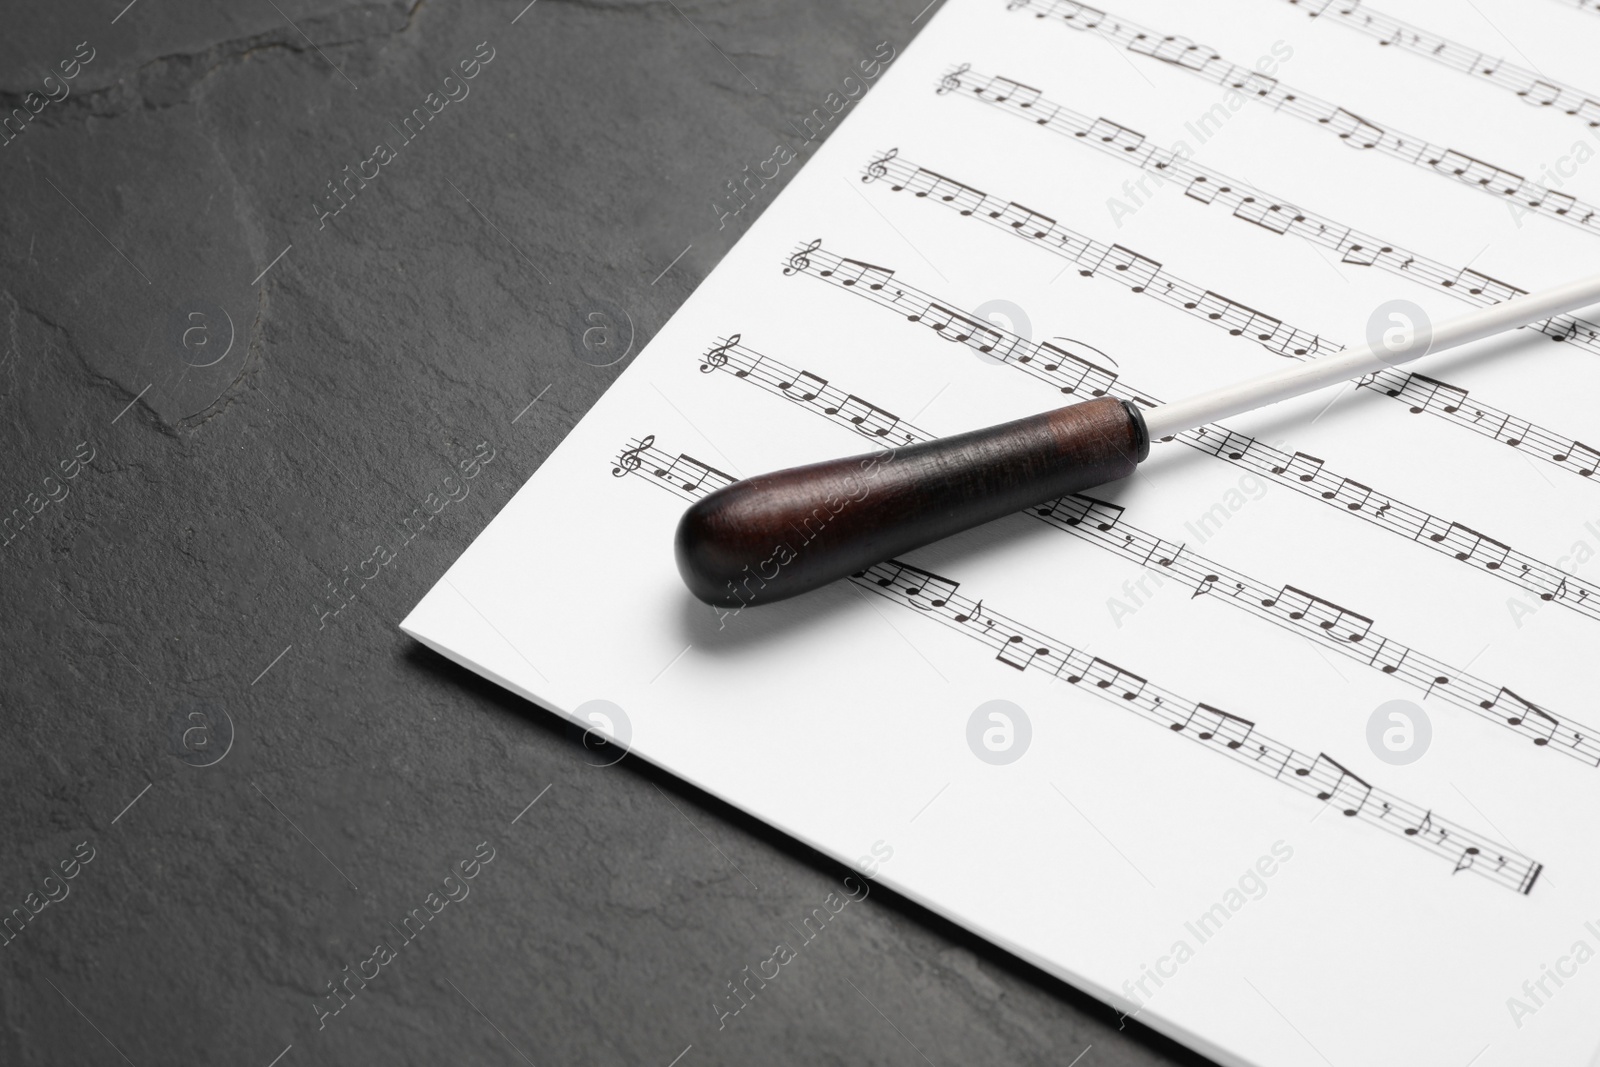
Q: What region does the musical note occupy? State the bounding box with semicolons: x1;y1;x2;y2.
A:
997;201;1058;239
1209;430;1254;461
976;74;1043;110
1367;639;1409;675
1232;197;1296;234
921;303;1004;352
1429;150;1525;196
1528;708;1561;746
1184;175;1220;204
1031;341;1119;395
1322;107;1385;147
1493;413;1531;448
996;634;1054;671
656;453;734;493
777;370;829;402
1048;0;1108;30
1531;187;1577;217
822;257;898;291
905;167;986;215
1443;267;1526;302
1427;521;1511;570
1098;245;1162;292
1323;477;1375;512
953;598;990;626
875;561;960;609
1067;657;1147;700
1170;703;1255;748
1228;71;1279;98
838;395;902;438
1388;374;1468;415
1144;539;1184;567
1555;441;1600;477
1265;586;1374;643
1478;688;1559;743
1341;235;1389;267
1127;31;1220;73
1299;755;1376;825
1083;117;1147;152
1053;494;1125;530
1272;451;1325;482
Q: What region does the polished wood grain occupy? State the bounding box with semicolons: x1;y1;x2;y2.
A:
674;396;1149;607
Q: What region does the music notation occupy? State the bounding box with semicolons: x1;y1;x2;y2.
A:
783;241;1600;625
1301;753;1373;817
699;337;918;446
863;147;1600;484
939;70;1600;373
617;438;1545;894
1283;0;1600;129
1002;0;1600;234
865;151;1328;355
698;333;1600;767
609;437;735;498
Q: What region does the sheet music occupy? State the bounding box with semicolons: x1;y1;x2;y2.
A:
403;2;1600;1064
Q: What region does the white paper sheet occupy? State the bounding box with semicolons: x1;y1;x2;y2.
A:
403;2;1600;1062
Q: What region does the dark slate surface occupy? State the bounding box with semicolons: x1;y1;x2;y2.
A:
0;1;1217;1063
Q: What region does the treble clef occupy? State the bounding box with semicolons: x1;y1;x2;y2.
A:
784;238;822;276
612;434;655;477
701;334;741;373
937;63;971;96
862;148;898;184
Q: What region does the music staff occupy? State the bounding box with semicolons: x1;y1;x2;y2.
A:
861;151;1600;484
937;70;1600;368
612;435;655;477
783;241;1600;625
610;437;735;498
1282;0;1600;129
618;442;1546;896
698;333;1600;767
1001;0;1600;233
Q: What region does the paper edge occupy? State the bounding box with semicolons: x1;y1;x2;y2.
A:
399;586;1262;1067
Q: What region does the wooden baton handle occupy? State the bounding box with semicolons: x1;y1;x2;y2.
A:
674;396;1149;607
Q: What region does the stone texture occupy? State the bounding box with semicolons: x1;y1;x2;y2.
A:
0;1;1213;1064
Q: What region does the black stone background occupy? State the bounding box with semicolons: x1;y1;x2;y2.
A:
0;1;1218;1064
